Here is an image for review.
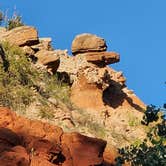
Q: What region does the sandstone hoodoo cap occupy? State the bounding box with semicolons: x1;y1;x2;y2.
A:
71;33;107;55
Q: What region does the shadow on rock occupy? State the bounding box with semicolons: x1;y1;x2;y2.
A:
103;80;143;112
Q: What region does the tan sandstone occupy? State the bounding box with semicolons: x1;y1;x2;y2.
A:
0;26;39;46
72;33;107;55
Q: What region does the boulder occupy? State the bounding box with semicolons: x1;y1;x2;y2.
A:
35;50;60;73
61;132;106;166
83;51;120;66
0;26;39;46
72;33;107;55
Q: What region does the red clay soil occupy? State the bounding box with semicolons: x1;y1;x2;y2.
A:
0;107;116;166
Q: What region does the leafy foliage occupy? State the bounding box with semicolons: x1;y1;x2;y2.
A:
115;105;166;166
141;105;160;125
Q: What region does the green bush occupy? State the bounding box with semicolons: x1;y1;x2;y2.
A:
115;105;166;166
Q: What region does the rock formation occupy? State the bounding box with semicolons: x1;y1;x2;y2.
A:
35;50;60;74
0;25;148;165
57;33;145;112
0;26;39;46
0;107;106;166
71;33;107;55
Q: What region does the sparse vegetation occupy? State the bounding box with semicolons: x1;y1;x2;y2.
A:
73;109;107;139
0;42;36;112
0;9;24;30
128;113;140;127
39;106;55;120
6;14;24;30
0;42;71;115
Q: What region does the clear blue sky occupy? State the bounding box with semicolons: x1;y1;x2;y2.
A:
1;0;166;106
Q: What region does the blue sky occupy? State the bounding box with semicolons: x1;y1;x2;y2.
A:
0;0;166;106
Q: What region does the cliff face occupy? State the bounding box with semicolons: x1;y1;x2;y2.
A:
0;26;147;165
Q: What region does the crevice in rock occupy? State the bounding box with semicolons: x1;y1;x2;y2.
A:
50;151;66;164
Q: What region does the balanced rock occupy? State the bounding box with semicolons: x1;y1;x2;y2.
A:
72;33;107;55
0;26;39;46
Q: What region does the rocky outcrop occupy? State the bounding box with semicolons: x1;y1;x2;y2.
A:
0;25;148;164
31;38;53;51
72;33;107;55
35;50;60;73
57;33;146;112
56;33;146;151
22;46;35;56
83;51;120;66
0;26;39;46
0;107;107;166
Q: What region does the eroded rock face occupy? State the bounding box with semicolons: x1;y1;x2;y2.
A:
22;46;35;56
0;26;39;46
35;50;60;73
83;51;120;66
62;33;146;111
61;133;106;166
72;33;107;55
0;107;107;166
31;38;53;51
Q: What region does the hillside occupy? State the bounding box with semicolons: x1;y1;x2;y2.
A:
0;25;149;165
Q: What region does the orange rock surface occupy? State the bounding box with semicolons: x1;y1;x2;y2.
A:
0;107;109;166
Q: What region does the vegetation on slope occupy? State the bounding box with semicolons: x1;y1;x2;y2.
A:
0;42;71;116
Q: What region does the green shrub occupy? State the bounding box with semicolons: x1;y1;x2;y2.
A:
115;106;166;166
